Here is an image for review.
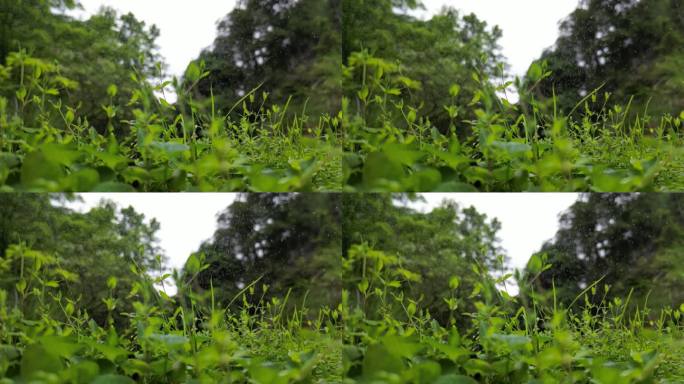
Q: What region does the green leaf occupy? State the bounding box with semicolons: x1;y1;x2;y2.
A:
150;141;190;155
21;151;64;186
358;86;369;102
527;253;542;274
185;61;201;83
21;344;63;379
186;253;201;274
449;84;461;97
39;335;82;358
449;276;460;290
107;84;118;98
107;276;117;289
92;374;136;384
434;374;478;384
527;62;543;81
357;278;369;294
434;181;478;192
362;344;404;378
92;182;136;192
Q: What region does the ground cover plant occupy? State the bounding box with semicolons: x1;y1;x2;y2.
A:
0;0;341;192
341;52;684;192
340;194;684;383
0;244;343;382
0;52;341;192
341;244;684;383
341;0;684;192
0;194;343;382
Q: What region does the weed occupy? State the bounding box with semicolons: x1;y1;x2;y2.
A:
0;52;341;192
342;53;684;192
342;244;684;383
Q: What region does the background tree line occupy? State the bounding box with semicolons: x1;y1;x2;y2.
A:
532;193;684;309
2;0;681;135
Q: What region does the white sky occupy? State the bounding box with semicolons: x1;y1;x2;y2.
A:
73;0;237;77
67;193;236;271
72;0;580;79
414;0;580;77
410;193;579;271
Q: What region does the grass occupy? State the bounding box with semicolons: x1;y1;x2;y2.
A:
342;53;684;192
2;49;684;192
3;242;681;383
0;245;343;382
342;244;684;383
0;52;341;192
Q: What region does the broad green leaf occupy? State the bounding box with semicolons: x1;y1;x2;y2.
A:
21;344;63;379
92;374;136;384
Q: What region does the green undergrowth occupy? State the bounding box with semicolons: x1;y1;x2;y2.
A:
0;244;343;383
342;244;684;383
342;52;684;192
0;52;341;192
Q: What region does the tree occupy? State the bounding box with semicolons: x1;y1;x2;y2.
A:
342;0;504;131
342;194;504;324
194;0;341;119
533;193;684;308
0;195;164;326
189;193;341;311
534;0;684;116
0;1;162;132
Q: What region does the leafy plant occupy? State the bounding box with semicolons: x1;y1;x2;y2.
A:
0;51;341;192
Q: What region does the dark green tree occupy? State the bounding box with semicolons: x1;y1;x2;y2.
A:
189;193;341;311
534;193;684;308
342;0;504;131
0;194;164;326
194;0;341;119
0;1;162;132
534;0;684;116
342;194;504;324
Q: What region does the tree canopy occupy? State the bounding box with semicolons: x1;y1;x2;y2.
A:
188;193;341;311
535;0;684;116
0;194;163;326
342;194;504;324
194;0;342;119
0;0;161;131
533;193;684;308
342;0;504;131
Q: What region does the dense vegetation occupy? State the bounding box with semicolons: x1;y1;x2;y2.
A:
0;0;340;192
342;194;684;382
2;0;683;191
1;193;682;382
0;194;343;382
342;0;684;192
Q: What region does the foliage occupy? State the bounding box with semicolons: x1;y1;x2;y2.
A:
342;0;504;130
535;0;684;117
0;194;162;326
535;193;684;308
0;51;341;192
0;0;161;129
342;194;505;324
342;243;684;383
0;243;342;382
341;51;684;191
0;194;342;382
195;0;342;119
189;193;342;311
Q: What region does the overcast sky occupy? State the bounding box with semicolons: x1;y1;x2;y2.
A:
74;0;237;77
74;0;580;79
409;193;578;271
67;193;578;294
67;193;236;270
